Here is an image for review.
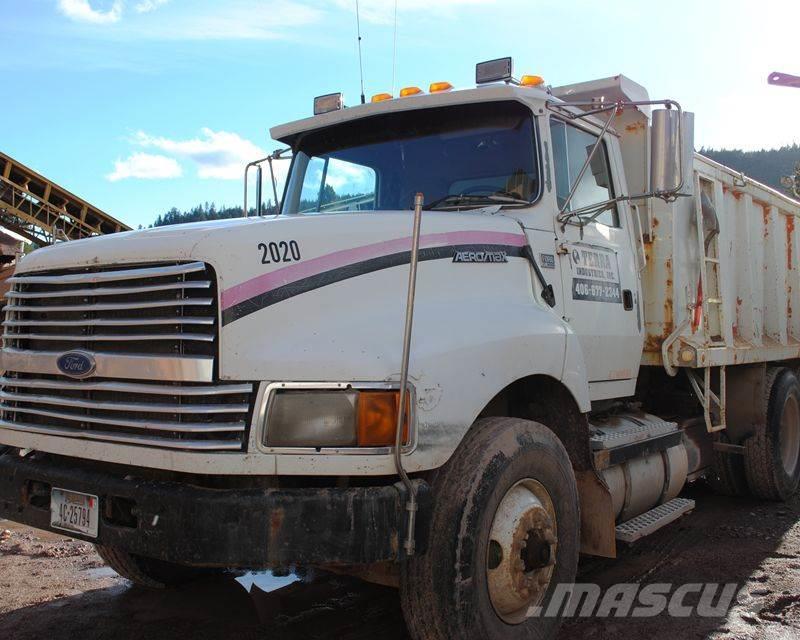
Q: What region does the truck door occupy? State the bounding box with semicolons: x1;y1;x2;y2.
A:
548;117;644;396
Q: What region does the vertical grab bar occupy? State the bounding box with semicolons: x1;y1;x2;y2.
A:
255;165;263;217
395;192;423;557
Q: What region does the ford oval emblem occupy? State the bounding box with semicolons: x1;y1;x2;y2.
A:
56;351;96;378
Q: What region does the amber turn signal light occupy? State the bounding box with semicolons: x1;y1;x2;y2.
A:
357;391;410;447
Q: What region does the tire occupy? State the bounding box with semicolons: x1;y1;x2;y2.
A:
744;367;800;501
400;417;580;640
95;544;225;588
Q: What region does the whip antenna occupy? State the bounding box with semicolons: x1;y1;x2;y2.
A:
391;0;398;94
356;0;366;104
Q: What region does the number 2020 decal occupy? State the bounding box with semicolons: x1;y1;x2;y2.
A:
258;240;301;264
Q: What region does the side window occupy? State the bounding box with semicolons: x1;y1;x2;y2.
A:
298;157;376;213
549;119;618;227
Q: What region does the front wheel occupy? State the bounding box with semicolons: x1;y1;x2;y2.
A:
400;417;580;640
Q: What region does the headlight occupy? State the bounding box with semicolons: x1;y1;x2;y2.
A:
266;390;359;447
264;388;410;449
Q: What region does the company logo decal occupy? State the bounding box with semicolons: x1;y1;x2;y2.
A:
56;351;96;378
539;253;555;269
569;244;622;304
453;250;508;263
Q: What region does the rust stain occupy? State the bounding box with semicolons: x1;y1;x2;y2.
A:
652;216;660;228
789;284;793;328
787;216;795;271
645;259;675;353
643;334;664;353
664;259;673;337
762;204;770;239
664;280;674;325
270;507;285;536
625;121;646;133
732;190;743;201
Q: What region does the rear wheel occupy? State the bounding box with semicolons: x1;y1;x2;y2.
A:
744;367;800;501
400;417;580;640
95;544;226;588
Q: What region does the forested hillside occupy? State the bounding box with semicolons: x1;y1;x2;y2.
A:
700;145;799;194
152;202;275;227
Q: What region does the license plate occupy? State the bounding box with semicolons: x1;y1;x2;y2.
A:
50;488;99;538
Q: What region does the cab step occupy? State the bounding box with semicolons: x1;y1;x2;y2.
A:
615;498;695;543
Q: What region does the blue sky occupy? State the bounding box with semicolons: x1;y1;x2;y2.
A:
1;0;798;229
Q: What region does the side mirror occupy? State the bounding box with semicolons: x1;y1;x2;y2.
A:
650;109;694;198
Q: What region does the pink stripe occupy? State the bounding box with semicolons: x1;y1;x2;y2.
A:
221;230;526;310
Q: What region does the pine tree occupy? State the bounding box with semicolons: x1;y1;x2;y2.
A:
781;162;800;200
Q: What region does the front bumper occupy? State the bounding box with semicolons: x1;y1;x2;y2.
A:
0;451;431;567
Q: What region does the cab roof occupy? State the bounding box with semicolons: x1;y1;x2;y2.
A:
270;83;552;146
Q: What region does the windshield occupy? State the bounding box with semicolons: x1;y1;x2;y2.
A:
281;101;540;214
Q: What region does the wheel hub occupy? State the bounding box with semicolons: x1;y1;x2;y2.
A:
486;479;557;624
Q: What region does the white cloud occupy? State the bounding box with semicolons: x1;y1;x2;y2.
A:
55;1;318;39
135;0;169;13
106;153;182;181
133;128;267;180
57;0;123;24
323;161;374;192
332;0;496;24
144;1;321;40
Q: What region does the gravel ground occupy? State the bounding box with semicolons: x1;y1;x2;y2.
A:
1;482;798;640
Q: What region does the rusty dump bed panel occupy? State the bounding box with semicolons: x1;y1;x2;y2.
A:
642;153;800;370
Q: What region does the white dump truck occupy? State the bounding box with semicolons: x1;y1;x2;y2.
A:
1;58;799;639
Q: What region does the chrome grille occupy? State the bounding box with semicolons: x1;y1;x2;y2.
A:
3;261;216;356
0;262;255;451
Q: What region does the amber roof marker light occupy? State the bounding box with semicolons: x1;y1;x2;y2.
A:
400;86;423;97
520;75;545;88
429;81;454;93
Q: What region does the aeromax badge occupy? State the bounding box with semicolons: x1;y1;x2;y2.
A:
453;250;508;263
56;351;96;378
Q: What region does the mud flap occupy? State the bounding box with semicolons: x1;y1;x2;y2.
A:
575;469;617;558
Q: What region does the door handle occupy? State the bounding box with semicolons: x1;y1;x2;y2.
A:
622;289;634;310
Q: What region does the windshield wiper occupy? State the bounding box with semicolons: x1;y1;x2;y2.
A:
423;193;530;211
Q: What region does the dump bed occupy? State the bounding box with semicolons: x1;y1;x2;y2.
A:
642;153;800;371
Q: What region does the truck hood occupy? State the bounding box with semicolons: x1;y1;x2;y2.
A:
16;210;535;382
17;210;528;292
17;216;274;273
